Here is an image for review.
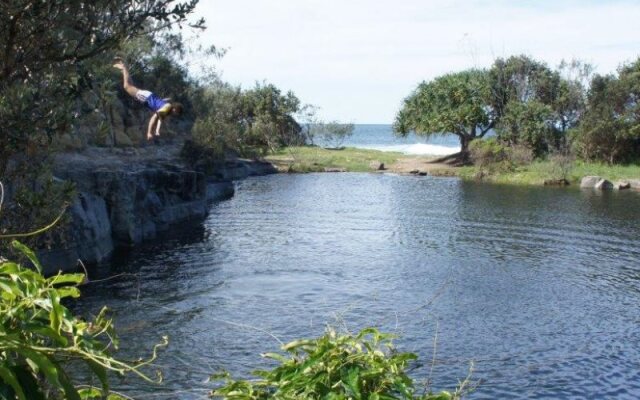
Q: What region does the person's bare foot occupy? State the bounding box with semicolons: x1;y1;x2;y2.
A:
113;57;125;70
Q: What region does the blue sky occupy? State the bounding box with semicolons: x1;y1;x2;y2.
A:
192;0;640;123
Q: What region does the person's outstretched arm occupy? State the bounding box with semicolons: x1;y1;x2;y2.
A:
154;117;162;137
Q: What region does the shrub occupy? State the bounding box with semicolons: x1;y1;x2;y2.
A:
547;146;575;181
211;328;466;400
469;138;508;169
0;241;166;400
506;145;535;166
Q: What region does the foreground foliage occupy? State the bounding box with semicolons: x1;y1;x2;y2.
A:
0;241;165;400
211;328;462;400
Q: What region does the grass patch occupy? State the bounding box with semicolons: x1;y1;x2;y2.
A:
266;146;404;172
458;160;640;185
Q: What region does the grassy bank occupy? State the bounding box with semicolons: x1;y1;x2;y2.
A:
266;146;640;187
457;161;640;185
266;146;405;172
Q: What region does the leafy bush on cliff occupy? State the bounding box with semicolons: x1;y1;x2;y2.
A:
190;81;306;161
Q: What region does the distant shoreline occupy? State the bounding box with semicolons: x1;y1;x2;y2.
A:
266;146;640;188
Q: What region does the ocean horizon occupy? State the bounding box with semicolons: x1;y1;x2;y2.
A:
336;124;461;156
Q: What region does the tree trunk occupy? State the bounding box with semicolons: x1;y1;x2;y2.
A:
458;134;472;165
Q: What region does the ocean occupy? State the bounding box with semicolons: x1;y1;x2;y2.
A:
335;124;461;156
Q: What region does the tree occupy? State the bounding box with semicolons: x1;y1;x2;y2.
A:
311;121;355;149
489;55;563;154
0;0;203;173
189;81;307;163
498;100;555;156
572;58;640;163
394;69;496;158
554;60;592;134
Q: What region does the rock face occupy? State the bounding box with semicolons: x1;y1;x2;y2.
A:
43;145;277;273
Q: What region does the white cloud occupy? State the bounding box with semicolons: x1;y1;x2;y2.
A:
193;0;640;123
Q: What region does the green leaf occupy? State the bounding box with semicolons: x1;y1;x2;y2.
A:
54;362;82;400
12;366;46;400
47;273;85;286
57;286;81;299
85;360;109;394
78;387;103;399
12;346;62;391
22;324;68;346
261;352;288;363
343;367;361;399
11;241;42;273
49;291;63;334
0;366;26;400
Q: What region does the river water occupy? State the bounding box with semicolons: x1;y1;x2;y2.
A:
74;174;640;399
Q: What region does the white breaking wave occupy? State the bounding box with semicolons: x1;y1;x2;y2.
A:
353;143;460;156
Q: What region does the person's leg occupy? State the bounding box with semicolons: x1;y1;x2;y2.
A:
113;58;140;98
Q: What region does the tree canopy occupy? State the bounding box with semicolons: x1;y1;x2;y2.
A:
0;0;203;173
394;69;496;156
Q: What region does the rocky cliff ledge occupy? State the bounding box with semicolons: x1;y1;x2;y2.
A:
40;144;276;273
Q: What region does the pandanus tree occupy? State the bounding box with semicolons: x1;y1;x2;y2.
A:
394;69;497;160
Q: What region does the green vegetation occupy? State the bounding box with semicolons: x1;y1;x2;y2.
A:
212;328;467;400
266;147;404;173
396;56;637;162
394;69;495;156
397;55;640;184
458;160;640;186
0;241;166;400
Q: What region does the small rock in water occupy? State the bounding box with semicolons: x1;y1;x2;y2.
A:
614;181;631;190
627;179;640;191
409;169;420;174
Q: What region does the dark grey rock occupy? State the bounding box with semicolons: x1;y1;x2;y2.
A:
613;181;631;190
595;179;613;190
207;182;235;202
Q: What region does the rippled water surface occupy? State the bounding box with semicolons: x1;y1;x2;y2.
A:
75;174;640;399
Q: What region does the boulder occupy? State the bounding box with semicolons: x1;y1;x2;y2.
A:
580;176;602;189
628;179;640;191
369;161;385;171
613;181;631;190
594;179;613;190
324;167;347;172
